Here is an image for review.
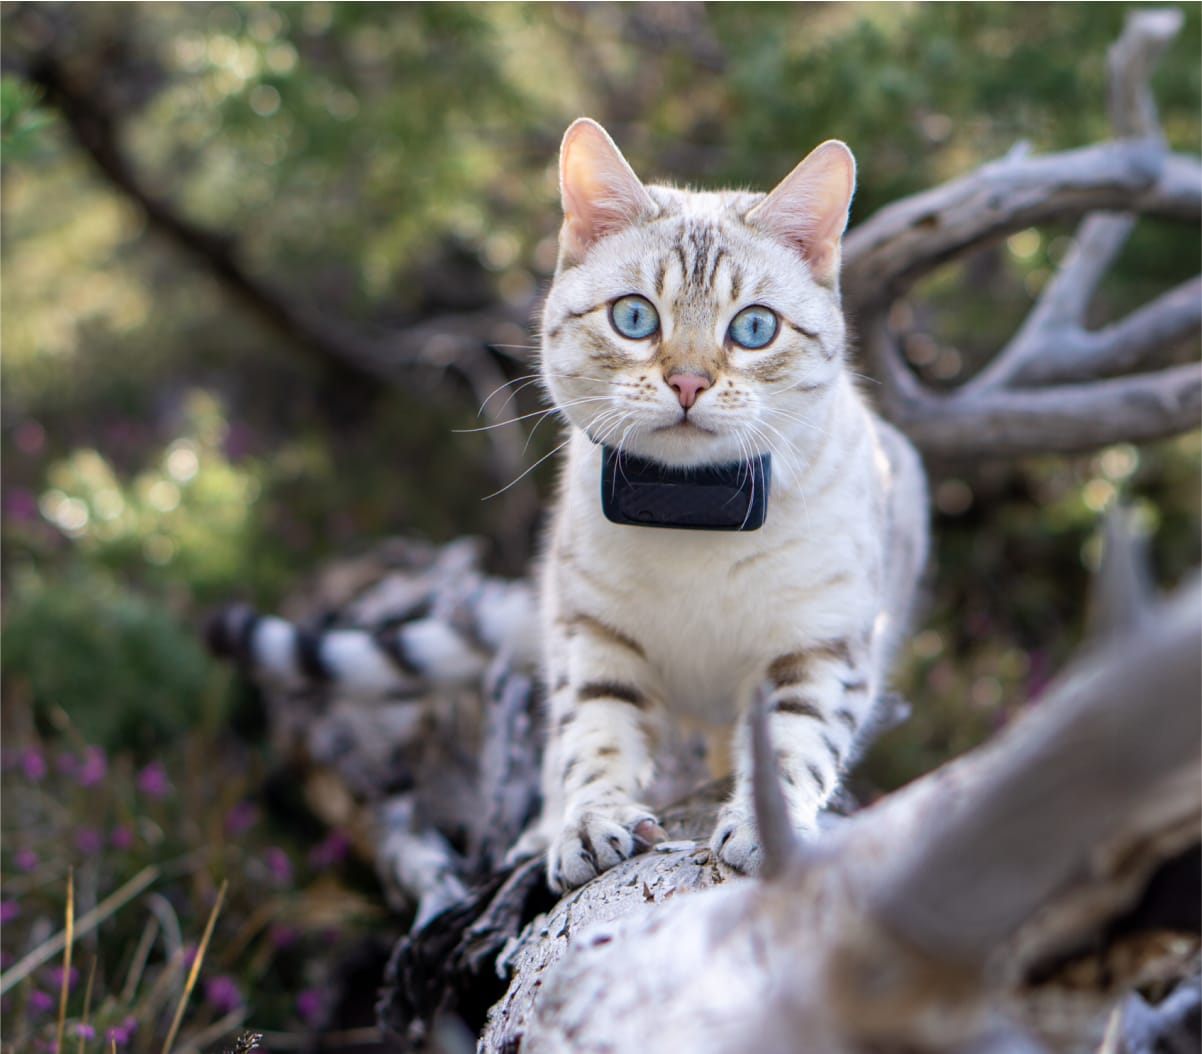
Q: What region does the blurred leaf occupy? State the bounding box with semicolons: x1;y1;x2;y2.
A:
0;75;54;161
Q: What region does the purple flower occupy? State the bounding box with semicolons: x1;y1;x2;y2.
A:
75;827;102;855
224;801;260;836
111;825;135;850
4;487;38;523
107;1025;130;1047
15;848;39;872
308;830;349;870
1;899;19;924
73;1024;95;1040
46;965;78;991
269;925;297;949
29;989;54;1013
21;748;46;782
296;987;323;1025
77;746;107;787
264;847;293;886
136;762;171;800
204;974;242;1014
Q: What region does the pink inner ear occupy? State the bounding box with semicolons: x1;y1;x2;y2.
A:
746;141;856;284
560;119;655;263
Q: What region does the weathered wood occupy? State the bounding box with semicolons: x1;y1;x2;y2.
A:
477;577;1201;1054
874;359;1202;458
842;138;1185;300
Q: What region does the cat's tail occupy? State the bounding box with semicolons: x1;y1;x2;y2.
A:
206;577;539;700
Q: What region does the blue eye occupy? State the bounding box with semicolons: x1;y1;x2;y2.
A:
728;305;778;350
610;295;660;340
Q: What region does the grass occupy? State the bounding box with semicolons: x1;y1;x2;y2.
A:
0;696;388;1053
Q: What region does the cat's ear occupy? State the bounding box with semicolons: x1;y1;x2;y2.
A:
559;118;657;266
745;141;856;287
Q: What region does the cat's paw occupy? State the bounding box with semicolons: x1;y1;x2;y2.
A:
710;805;762;876
547;808;666;892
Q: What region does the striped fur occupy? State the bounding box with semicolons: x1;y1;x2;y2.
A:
208;548;539;700
530;120;928;890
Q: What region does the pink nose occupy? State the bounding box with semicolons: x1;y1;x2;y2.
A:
667;372;711;409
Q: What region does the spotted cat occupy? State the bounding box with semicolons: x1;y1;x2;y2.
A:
528;119;928;891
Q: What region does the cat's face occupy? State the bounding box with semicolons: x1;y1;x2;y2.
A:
541;119;855;471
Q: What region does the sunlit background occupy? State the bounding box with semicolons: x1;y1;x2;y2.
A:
1;3;1199;1048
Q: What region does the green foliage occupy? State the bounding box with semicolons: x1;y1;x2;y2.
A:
0;75;53;161
2;566;218;753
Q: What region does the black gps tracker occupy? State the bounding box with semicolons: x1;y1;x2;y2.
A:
600;446;771;531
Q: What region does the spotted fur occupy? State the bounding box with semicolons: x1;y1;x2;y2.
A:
527;119;929;891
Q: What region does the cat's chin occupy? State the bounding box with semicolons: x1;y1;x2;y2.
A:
610;426;760;470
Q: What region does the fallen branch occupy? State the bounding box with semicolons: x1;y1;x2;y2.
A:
475;565;1200;1053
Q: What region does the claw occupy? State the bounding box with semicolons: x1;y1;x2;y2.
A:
633;819;667;849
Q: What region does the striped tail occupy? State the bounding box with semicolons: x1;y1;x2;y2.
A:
207;576;538;701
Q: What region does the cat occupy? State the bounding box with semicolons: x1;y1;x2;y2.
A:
529;118;928;891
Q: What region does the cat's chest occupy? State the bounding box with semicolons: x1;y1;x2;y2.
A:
564;488;865;716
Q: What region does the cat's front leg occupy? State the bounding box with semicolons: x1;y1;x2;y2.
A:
712;634;873;874
544;616;666;892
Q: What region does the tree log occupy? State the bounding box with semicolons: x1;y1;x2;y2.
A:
474;573;1200;1054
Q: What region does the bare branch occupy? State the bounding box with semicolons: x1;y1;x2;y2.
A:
961;9;1196;395
1157;152;1202;214
845;7;1196;306
869;577;1201;965
854;9;1201;459
1012;274;1202;387
842;139;1186;301
26;50;398;383
1087;506;1156;641
1107;8;1184;139
748;683;800;881
889;363;1201;459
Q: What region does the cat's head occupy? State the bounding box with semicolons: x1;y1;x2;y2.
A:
541;118;855;471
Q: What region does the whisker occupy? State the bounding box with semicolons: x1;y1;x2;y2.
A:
455;396;612;434
590;409;631;449
477;369;616;416
482;435;572;501
763;405;833;441
761;422;806;484
746;420;803;490
746;420;810;524
476;372;544;414
495;375;551;414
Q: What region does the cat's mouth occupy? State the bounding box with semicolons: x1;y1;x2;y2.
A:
654;418;716;435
